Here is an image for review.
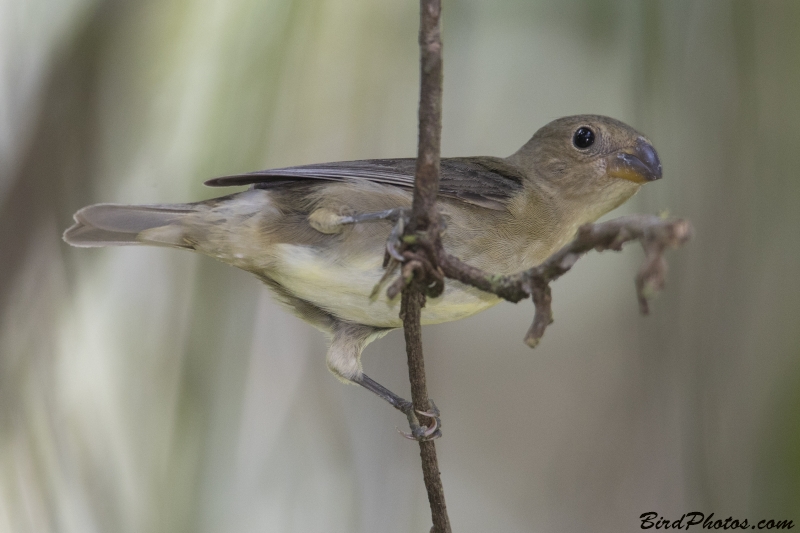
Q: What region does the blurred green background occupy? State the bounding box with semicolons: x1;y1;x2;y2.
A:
1;0;799;531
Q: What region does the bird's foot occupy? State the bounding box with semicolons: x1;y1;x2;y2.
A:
383;209;411;263
397;399;442;441
354;374;443;440
382;212;445;299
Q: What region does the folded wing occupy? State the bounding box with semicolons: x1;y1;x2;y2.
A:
205;157;526;210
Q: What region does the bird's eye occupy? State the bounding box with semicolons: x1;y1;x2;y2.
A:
573;127;595;149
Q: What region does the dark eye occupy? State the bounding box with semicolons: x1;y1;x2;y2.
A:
573;127;595;149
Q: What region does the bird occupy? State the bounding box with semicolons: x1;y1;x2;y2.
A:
64;114;662;434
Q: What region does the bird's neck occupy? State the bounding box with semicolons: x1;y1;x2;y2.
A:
501;179;611;272
441;179;629;276
441;183;570;276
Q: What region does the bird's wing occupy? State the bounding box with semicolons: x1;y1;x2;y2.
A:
204;157;526;210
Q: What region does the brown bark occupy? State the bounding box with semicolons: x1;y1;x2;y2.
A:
399;0;691;530
438;215;692;348
402;0;451;532
401;288;450;533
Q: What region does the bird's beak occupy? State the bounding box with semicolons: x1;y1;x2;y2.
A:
606;138;662;184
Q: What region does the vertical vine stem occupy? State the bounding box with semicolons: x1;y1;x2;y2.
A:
410;0;443;231
402;0;451;531
401;288;451;533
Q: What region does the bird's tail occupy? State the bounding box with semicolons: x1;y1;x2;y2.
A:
63;203;200;248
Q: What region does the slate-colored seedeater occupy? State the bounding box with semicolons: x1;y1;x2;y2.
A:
64;115;662;414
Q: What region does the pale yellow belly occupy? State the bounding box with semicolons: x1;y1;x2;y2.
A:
267;243;501;328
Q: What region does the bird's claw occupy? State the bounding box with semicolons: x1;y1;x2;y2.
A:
384;210;410;264
397;418;440;441
397;399;442;441
383;216;445;299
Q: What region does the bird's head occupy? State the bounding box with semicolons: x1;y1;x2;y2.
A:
508;114;662;221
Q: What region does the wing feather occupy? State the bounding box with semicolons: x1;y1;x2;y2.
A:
205;157;525;210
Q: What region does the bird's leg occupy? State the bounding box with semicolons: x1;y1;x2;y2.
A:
308;207;406;235
354;373;441;441
327;325;441;441
312;206;410;269
355;373;411;411
338;207;406;225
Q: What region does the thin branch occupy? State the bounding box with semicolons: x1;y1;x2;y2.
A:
399;0;691;530
401;288;450;533
410;0;444;233
403;0;451;532
439;215;692;348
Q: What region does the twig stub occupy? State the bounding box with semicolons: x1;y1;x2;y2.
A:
437;215;692;348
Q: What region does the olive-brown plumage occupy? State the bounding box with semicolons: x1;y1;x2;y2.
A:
64;115;661;392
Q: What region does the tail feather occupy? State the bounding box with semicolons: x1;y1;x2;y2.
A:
63;203;197;248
